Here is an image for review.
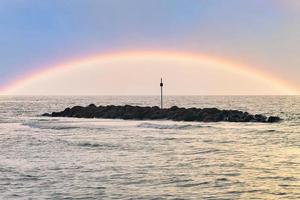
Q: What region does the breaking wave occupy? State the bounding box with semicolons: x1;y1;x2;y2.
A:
137;122;202;130
23;122;82;130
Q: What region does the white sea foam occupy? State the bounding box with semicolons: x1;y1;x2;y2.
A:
137;122;200;130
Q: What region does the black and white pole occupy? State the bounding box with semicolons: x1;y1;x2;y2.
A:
160;78;163;109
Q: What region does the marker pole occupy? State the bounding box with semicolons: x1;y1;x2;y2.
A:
160;78;163;109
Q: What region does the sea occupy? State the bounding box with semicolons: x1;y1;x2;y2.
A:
0;96;299;200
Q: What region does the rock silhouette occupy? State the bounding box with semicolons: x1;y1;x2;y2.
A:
43;104;281;123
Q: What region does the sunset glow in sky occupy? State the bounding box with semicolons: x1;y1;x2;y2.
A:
0;0;299;95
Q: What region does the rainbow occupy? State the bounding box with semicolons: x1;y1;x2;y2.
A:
1;51;299;95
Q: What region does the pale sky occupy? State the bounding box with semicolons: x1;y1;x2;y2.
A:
0;0;299;95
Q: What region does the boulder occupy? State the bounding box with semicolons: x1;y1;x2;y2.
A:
268;116;281;123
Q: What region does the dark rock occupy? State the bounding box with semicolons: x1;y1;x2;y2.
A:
254;114;267;123
42;105;281;123
268;116;281;123
89;104;96;107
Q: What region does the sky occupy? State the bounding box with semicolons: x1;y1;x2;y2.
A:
0;0;299;95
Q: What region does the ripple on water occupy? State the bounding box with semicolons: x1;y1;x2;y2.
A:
76;141;119;149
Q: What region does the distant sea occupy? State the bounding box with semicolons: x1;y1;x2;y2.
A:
0;96;299;199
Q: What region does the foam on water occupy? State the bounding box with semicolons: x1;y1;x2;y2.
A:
137;122;202;130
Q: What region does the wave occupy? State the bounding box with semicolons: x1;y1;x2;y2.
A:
137;122;202;130
77;142;104;148
54;138;119;149
71;141;119;149
23;122;82;130
22;119;108;131
177;181;211;187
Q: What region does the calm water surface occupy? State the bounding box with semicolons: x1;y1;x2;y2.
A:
0;96;299;199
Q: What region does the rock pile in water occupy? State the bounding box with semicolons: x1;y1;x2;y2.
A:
42;104;281;123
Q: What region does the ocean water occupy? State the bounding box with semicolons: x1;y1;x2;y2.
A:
0;96;299;200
